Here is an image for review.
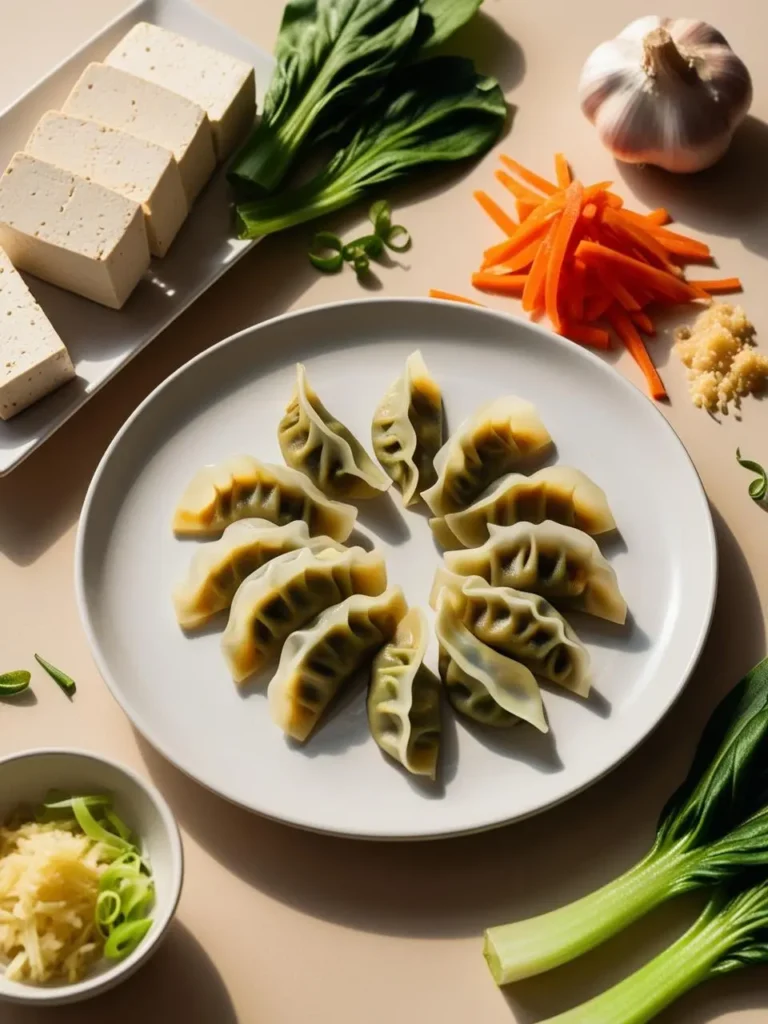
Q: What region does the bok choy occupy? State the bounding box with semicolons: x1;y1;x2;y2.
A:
236;57;505;238
484;655;768;985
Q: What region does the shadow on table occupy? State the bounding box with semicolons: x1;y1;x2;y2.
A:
137;501;765;962
1;922;237;1024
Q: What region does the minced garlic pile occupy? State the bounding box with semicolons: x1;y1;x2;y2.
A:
675;304;768;413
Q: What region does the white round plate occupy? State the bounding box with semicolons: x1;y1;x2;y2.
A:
76;298;716;840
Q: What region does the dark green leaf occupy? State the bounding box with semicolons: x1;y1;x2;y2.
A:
237;57;506;238
708;881;768;975
416;0;483;51
736;448;768;502
655;656;768;853
0;670;31;696
35;653;76;696
230;0;421;193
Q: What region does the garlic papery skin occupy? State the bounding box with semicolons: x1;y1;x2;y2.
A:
579;16;753;173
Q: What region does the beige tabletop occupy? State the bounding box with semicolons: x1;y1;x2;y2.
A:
2;1;768;1021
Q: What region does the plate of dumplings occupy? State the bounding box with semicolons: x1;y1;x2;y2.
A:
75;297;716;838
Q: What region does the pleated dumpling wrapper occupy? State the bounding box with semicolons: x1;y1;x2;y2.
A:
278;363;391;500
371;350;443;506
444;520;627;625
434;588;547;731
172;518;348;629
368;608;441;779
269;587;408;742
172;454;357;540
222;546;387;683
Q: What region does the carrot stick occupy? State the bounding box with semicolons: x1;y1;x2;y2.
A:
576;241;701;302
581;203;598;221
499;155;558;196
429;289;484;306
564;323;611;349
473;190;517;235
597;269;642;311
568;260;587;322
516;199;537;222
604;192;624;209
686;277;743;294
483;193;565;268
608;306;668;400
471;273;528;296
545;181;584;332
583;181;614;201
631;310;655;335
496;170;546;206
523;217;560;313
645;208;671;226
604;208;677;270
618;210;711;260
584;291;614;322
496;237;543;273
555;153;572;189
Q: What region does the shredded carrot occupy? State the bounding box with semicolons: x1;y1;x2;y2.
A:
496;170;545;206
474;190;518;235
496;237;543;274
619;211;711;260
581;203;598;221
516;199;537;222
554;153;571;189
631;310;655;335
687;277;743;294
596;268;642;311
523;217;560;313
645;208;671;226
576;241;701;302
471;273;527;296
429;289;484;306
499;155;558;196
564;323;611;349
482;194;564;268
603;208;676;271
545;181;583;332
568;260;587;322
584;292;614;322
608;306;668;400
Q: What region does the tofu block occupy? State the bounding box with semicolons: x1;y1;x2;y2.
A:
0;248;75;420
106;22;255;159
0;153;150;310
26;111;187;258
63;63;215;204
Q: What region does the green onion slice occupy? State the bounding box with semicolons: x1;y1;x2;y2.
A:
104;919;153;960
0;671;31;695
369;200;392;238
105;809;133;843
736;448;768;502
34;654;76;695
96;891;122;928
385;224;412;252
308;231;343;273
72;798;131;852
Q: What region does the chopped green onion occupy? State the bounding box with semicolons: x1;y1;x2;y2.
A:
43;793;111;812
119;877;155;921
104;919;152;960
96;891;121;928
385;224;412;252
370;200;392;238
99;851;146;891
71;797;131;852
105;809;133;843
34;654;76;696
0;670;31;696
736;448;767;502
308;231;343;273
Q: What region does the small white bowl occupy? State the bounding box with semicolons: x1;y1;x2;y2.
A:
0;748;184;1005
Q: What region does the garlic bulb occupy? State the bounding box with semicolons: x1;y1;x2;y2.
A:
579;16;752;173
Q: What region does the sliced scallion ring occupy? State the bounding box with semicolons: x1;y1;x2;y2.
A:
385;224;412;252
308;231;343;273
96;890;121;928
71;798;131;852
369;200;392;238
104;919;153;960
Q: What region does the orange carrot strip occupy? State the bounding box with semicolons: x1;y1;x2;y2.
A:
608;306;667;400
523;217;560;313
473;190;518;236
429;289;484;306
568;260;587;322
499;155;558;196
576;241;700;302
583;181;614;200
619;210;711;260
516;199;537;222
471;273;528;296
482;193;565;268
496;237;544;273
564;323;611;349
545;181;584;332
496;170;546;206
584;291;614;322
604;192;624;209
645;208;671;226
631;310;655;335
686;277;743;294
605;208;677;270
597;268;642;311
581;203;598;221
555;153;572;189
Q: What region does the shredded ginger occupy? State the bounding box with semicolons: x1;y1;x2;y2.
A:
0;819;112;984
675;303;768;412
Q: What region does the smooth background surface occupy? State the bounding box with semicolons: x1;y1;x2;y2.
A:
0;0;766;1021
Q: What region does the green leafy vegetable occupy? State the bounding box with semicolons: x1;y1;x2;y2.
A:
417;0;483;51
308;230;344;272
34;653;76;696
538;883;768;1024
0;670;31;696
484;656;768;985
229;0;422;194
237;57;506;238
736;448;767;502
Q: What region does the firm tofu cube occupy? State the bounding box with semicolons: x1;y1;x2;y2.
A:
0;153;150;310
0;248;75;420
105;22;255;160
26;111;188;258
63;63;215;204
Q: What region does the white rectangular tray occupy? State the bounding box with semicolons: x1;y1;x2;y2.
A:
0;0;273;475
